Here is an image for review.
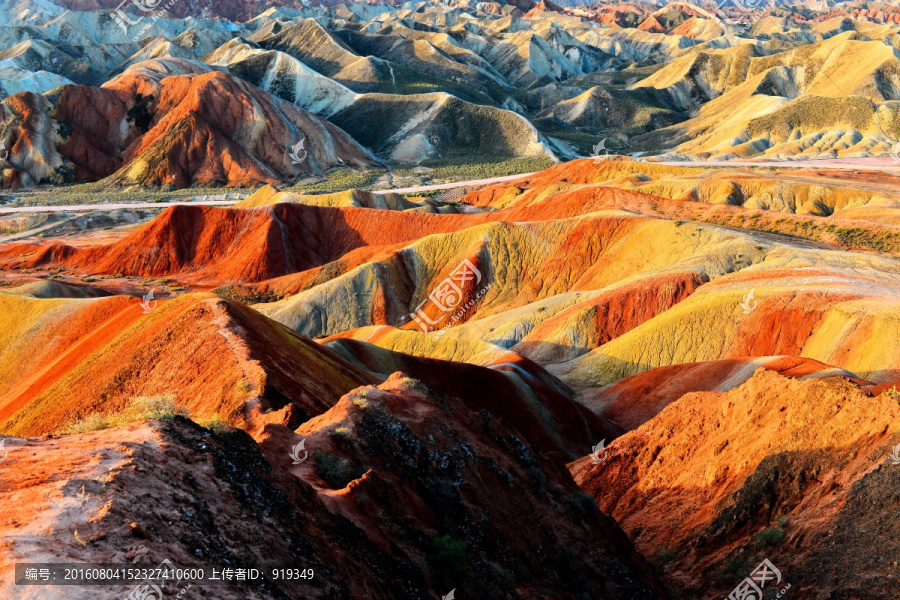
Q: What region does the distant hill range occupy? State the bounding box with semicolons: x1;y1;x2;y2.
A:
1;0;899;188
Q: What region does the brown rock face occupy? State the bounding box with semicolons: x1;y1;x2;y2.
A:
323;337;613;460
259;373;669;599
0;419;436;599
572;370;900;599
0;376;668;599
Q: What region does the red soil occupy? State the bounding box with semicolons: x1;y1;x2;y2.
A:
0;299;144;424
572;370;900;597
0;184;659;284
514;269;708;362
1;69;377;188
584;356;869;432
257;372;668;598
524;0;564;17
637;15;666;32
322;338;614;459
0;293;376;436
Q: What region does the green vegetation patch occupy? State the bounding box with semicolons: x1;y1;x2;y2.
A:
283;168;386;194
65;395;187;433
313;449;365;488
427;534;468;587
748;96;878;139
7;182;234;209
389;156;555;182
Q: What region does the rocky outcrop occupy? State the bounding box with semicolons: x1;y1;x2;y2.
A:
572;370;900;599
0;65;377;188
260;372;669;598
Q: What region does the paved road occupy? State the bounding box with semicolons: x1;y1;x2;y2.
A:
381;172;536;194
654;157;900;171
0;172;538;215
6;156;898;215
0;200;237;215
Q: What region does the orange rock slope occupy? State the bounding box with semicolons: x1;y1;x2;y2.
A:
0;292;375;437
572;370;900;598
0;183;660;284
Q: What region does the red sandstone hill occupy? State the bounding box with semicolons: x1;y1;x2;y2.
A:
637;15;666;32
0;62;376;188
259;372;668;598
0;287;614;464
0;292;377;437
323;337;612;459
525;0;564;17
572;370;900;599
0;182;661;284
0;203;468;284
582;356;869;432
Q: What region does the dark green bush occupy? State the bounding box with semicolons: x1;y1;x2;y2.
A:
313;450;364;488
427;535;468;587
